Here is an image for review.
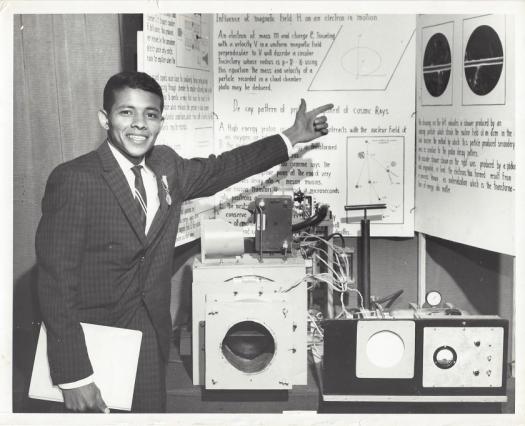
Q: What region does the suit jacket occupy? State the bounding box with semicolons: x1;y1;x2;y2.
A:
35;134;288;384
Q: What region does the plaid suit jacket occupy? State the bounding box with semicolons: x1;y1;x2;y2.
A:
36;134;288;384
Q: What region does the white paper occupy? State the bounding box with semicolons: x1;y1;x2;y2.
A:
28;323;142;411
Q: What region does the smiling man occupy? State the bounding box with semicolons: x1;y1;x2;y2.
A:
99;77;165;160
35;71;332;413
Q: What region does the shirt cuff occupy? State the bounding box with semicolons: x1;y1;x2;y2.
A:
279;132;294;157
58;374;95;389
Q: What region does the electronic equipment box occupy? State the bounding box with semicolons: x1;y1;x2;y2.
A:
254;195;293;253
192;254;307;390
322;316;508;402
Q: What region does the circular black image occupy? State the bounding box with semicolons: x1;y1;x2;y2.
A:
423;32;452;97
464;25;504;95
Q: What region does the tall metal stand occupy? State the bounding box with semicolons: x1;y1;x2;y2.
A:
344;203;386;310
359;209;371;310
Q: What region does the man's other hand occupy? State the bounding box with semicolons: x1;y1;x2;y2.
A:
283;99;333;146
62;382;110;413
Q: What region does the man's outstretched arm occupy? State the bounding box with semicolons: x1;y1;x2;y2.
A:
175;99;334;201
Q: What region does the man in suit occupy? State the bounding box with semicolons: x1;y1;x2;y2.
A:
35;71;332;412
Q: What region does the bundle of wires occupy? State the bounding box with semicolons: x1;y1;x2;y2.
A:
298;232;366;318
307;310;324;363
277;231;368;359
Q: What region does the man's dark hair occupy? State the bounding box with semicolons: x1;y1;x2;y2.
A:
103;71;164;113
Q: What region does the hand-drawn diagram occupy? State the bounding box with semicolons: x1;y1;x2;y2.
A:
421;21;454;106
176;14;210;71
340;35;385;79
462;15;505;105
309;17;415;91
345;136;405;224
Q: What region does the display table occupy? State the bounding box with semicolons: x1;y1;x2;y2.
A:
164;336;514;414
165;340;320;413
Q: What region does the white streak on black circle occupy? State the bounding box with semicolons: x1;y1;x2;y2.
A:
464;25;503;96
423;32;451;97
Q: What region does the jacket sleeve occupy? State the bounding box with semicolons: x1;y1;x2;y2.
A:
176;134;289;201
35;165;93;384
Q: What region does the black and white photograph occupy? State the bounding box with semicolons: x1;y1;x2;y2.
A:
421;21;454;105
462;14;506;105
3;1;524;425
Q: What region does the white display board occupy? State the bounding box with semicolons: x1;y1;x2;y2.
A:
213;14;416;237
140;13;515;252
415;15;515;255
141;14;215;245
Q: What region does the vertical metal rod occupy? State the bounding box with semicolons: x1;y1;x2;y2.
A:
359;216;371;310
258;213;264;262
417;232;427;308
326;219;335;319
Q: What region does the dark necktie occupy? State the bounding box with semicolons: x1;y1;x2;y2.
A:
131;165;147;230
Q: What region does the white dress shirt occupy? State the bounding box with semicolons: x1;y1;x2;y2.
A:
58;134;293;389
107;142;160;234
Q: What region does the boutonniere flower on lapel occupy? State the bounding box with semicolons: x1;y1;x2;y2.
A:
161;175;172;206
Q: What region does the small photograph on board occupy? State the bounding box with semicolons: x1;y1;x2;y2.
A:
176;13;210;71
421;21;454;106
462;14;506;105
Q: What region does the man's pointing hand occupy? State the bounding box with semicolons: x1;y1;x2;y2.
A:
283;99;334;146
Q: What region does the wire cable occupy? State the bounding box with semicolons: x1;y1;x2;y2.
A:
292;204;329;232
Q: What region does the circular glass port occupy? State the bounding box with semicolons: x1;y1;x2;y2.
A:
425;290;442;307
221;321;275;373
366;330;405;368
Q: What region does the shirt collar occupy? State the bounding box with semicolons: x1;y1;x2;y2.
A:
107;140;152;175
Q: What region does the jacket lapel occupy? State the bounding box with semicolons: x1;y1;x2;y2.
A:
97;142;148;246
145;152;171;244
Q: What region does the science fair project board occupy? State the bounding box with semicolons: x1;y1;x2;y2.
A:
139;13;514;255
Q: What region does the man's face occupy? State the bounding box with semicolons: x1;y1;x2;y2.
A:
98;87;164;158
